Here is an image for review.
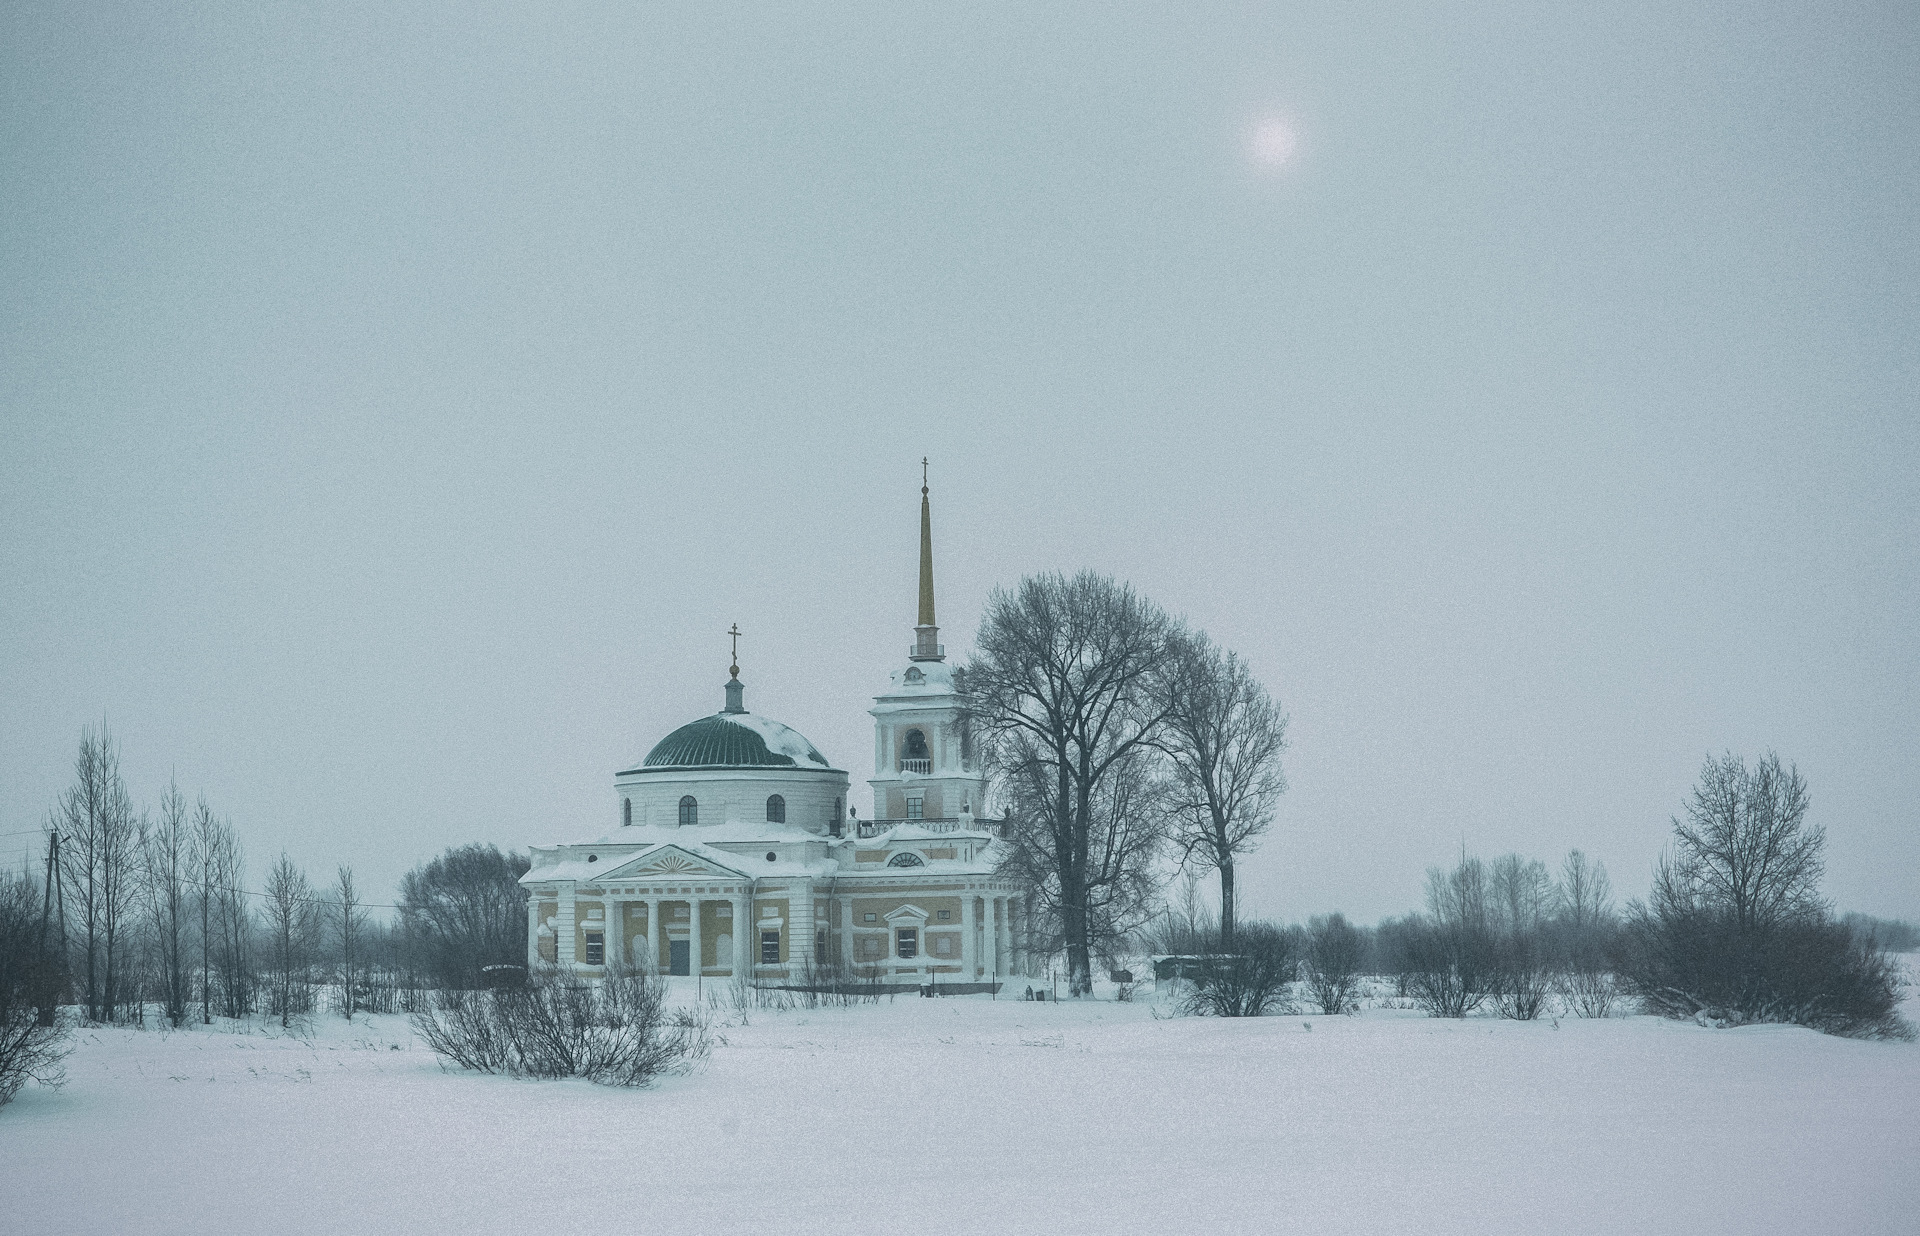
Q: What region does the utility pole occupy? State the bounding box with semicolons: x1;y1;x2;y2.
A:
36;830;67;1027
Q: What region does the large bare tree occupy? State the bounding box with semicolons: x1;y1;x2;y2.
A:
1666;751;1822;931
963;570;1179;995
1159;634;1288;951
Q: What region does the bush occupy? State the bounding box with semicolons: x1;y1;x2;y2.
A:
1183;922;1298;1018
1492;931;1553;1021
1621;908;1911;1040
0;871;71;1107
412;967;712;1085
1304;913;1364;1015
1402;916;1498;1018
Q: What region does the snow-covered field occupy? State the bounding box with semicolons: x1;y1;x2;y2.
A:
3;974;1916;1236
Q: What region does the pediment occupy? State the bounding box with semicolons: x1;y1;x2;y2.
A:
602;845;744;881
884;903;929;925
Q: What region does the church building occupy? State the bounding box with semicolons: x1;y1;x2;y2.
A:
520;475;1034;988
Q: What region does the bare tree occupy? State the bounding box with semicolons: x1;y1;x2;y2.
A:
1407;852;1499;1017
1669;751;1823;931
1553;849;1618;1018
144;776;193;1026
1159;633;1288;952
1622;753;1909;1038
263;853;314;1029
211;828;253;1019
1489;853;1554;1019
335;865;364;1021
963;570;1180;995
55;725;117;1021
997;743;1168;977
398;844;531;989
190;797;225;1024
1304;912;1364;1014
1557;849;1614;934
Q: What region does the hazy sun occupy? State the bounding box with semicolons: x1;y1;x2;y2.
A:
1247;117;1298;170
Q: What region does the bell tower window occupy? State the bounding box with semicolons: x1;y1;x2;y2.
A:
766;794;786;823
622;798;632;827
902;728;930;774
678;795;698;826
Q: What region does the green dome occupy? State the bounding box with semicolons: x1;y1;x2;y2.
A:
632;711;832;772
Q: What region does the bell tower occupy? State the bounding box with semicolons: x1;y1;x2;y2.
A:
868;463;989;829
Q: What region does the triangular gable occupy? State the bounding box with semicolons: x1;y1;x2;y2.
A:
600;844;746;881
884;903;930;925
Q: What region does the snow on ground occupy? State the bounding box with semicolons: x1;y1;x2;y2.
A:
3;974;1916;1236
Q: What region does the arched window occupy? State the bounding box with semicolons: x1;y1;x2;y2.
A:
622;797;632;827
830;797;843;837
766;794;786;823
887;851;925;867
678;795;698;826
902;728;930;773
904;667;924;684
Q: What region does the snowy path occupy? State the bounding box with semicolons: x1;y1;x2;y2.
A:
2;990;1915;1235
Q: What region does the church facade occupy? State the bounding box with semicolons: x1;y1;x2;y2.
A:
519;479;1035;988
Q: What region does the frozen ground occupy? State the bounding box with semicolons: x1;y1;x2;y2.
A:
3;972;1916;1236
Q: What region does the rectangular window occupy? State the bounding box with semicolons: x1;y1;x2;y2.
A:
584;932;605;966
761;931;781;965
864;912;877;923
815;929;827;965
937;909;951;921
896;928;918;959
934;936;953;957
717;903;732;919
906;797;924;820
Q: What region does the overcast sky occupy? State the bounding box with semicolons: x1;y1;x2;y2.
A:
4;2;1916;922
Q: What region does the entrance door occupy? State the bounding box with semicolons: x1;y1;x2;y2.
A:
669;939;691;976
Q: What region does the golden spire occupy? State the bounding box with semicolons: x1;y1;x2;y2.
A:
917;458;936;628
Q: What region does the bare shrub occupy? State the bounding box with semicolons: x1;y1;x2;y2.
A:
1403;916;1498;1017
1492;931;1552;1021
1;870;71;1106
1304;913;1364;1015
1623;908;1911;1039
1183;922;1298;1018
1556;966;1617;1019
413;967;711;1085
1404;854;1500;1018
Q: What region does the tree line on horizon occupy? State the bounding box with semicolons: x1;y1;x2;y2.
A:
4;572;1915;1104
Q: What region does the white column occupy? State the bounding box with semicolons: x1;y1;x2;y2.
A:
996;898;1011;979
688;896;704;978
525;899;540;968
959;892;976;980
733;893;751;977
633;899;652;973
557;886;577;967
605;898;622;967
840;896;855;970
1012;898;1027;977
789;881;815;975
